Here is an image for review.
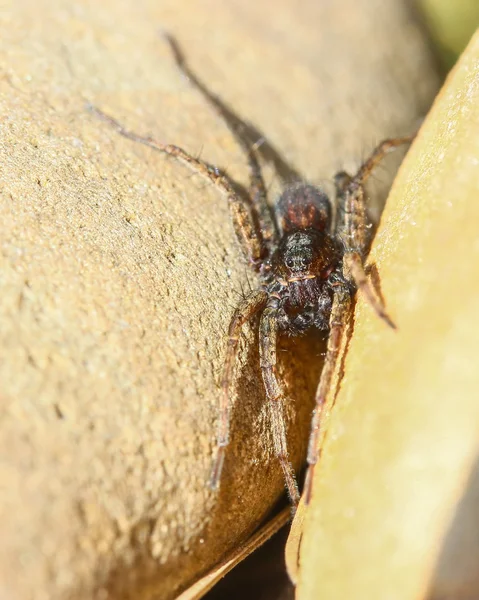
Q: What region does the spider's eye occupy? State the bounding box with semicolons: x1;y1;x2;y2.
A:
285;254;310;272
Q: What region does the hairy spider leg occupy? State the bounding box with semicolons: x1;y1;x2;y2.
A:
210;290;268;490
260;302;301;511
89;105;275;491
341;135;415;251
339;135;415;327
353;136;416;187
88;105;267;266
344;252;396;329
303;291;351;504
164;33;278;251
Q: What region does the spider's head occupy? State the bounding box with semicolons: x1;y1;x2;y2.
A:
274;230;339;281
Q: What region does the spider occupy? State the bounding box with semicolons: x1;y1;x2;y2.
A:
90;35;414;513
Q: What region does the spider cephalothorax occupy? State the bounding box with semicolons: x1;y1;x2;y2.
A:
91;35;414;512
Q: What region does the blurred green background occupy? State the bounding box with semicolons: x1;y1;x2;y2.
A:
419;0;479;69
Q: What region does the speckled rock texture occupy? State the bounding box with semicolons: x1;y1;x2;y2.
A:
0;1;439;598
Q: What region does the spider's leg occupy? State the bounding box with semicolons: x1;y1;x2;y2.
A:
304;290;351;504
259;303;300;511
339;192;395;326
164;34;279;249
210;289;268;490
351;135;416;188
333;135;414;325
343;252;396;329
337;135;415;255
89;105;267;267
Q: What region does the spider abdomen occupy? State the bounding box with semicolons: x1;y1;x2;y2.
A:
276;184;332;233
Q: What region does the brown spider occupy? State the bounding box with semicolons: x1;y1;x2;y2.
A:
90;35;414;513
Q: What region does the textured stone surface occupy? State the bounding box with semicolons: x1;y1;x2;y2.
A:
0;0;438;598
